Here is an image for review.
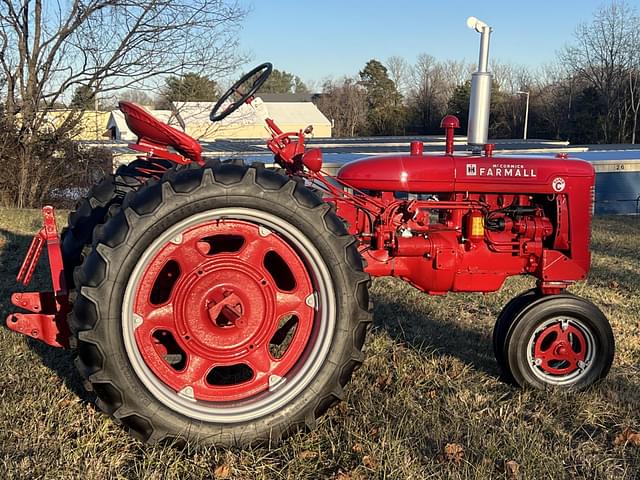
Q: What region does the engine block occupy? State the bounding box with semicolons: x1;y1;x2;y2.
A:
332;144;595;295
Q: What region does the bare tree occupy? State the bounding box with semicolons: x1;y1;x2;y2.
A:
490;61;535;138
0;0;245;208
440;59;474;100
406;54;453;132
531;63;574;140
316;77;367;137
561;0;640;143
625;25;640;143
115;89;156;108
628;68;640;143
386;55;411;97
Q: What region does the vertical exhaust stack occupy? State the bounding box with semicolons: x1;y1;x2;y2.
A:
466;16;493;152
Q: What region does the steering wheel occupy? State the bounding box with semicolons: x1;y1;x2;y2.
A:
209;62;273;122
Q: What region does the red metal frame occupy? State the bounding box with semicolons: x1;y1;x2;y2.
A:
7;95;597;354
7;206;70;348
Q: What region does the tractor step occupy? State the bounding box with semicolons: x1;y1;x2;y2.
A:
6;206;71;349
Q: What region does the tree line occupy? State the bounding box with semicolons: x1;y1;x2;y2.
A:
0;1;638;208
72;68;310;111
317;2;640;144
64;0;640;146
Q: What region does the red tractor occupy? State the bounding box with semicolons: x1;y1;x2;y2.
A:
7;62;614;447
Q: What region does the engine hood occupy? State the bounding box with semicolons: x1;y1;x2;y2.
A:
336;153;594;194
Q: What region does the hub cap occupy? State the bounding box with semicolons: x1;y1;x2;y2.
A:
121;208;336;423
526;317;596;385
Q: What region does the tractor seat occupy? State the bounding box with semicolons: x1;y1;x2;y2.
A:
119;101;203;164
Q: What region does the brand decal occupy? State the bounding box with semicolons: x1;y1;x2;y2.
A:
552;177;566;192
465;163;537;178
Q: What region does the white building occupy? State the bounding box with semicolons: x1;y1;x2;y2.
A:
105;94;331;141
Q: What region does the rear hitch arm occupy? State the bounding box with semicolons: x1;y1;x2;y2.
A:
6;206;71;348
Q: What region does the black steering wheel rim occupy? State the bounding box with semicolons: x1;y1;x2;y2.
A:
209;62;273;122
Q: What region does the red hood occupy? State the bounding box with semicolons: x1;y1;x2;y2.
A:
336;153;594;194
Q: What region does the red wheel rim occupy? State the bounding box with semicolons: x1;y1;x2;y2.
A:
132;219;315;402
532;320;588;376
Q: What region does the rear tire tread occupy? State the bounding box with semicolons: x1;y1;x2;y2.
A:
70;161;371;446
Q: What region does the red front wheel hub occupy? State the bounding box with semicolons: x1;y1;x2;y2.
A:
132;220;315;402
527;317;596;384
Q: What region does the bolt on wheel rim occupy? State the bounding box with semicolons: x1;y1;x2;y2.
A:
526;316;596;386
122;208;336;423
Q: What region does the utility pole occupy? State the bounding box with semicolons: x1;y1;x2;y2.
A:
517;90;530;141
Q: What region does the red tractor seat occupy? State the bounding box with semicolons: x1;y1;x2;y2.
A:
119;101;203;164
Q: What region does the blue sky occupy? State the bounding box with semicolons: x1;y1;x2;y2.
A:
238;0;633;85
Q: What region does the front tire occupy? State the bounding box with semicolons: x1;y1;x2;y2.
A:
500;295;614;389
493;289;540;383
70;163;371;446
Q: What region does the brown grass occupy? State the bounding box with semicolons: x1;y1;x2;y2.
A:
0;208;638;479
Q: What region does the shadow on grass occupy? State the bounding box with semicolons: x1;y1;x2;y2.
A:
0;227;92;402
371;293;500;377
27;339;91;400
590;239;639;266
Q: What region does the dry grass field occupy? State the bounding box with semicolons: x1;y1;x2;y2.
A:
0;208;638;479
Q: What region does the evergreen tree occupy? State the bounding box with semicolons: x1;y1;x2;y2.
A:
358;59;406;135
70;85;96;110
447;81;471;132
447;79;515;138
161;73;219;105
261;69;308;94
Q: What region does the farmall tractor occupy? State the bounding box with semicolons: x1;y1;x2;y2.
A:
6;20;614;447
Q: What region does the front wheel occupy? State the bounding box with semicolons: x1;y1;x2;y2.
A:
497;294;614;389
70;163;371;446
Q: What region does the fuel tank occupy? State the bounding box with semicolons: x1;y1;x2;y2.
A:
336;152;594;195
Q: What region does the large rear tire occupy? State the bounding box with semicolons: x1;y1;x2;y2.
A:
70;162;371;446
61;171;140;287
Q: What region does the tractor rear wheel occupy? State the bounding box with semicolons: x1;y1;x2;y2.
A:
70;162;371;446
495;294;614;389
61;171;140;287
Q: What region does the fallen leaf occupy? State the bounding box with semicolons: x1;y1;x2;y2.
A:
609;280;620;289
375;374;392;390
298;450;319;460
56;398;78;407
352;442;364;453
214;464;230;479
443;443;464;464
505;460;520;479
362;455;379;469
614;428;640;447
335;472;365;480
367;427;380;438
